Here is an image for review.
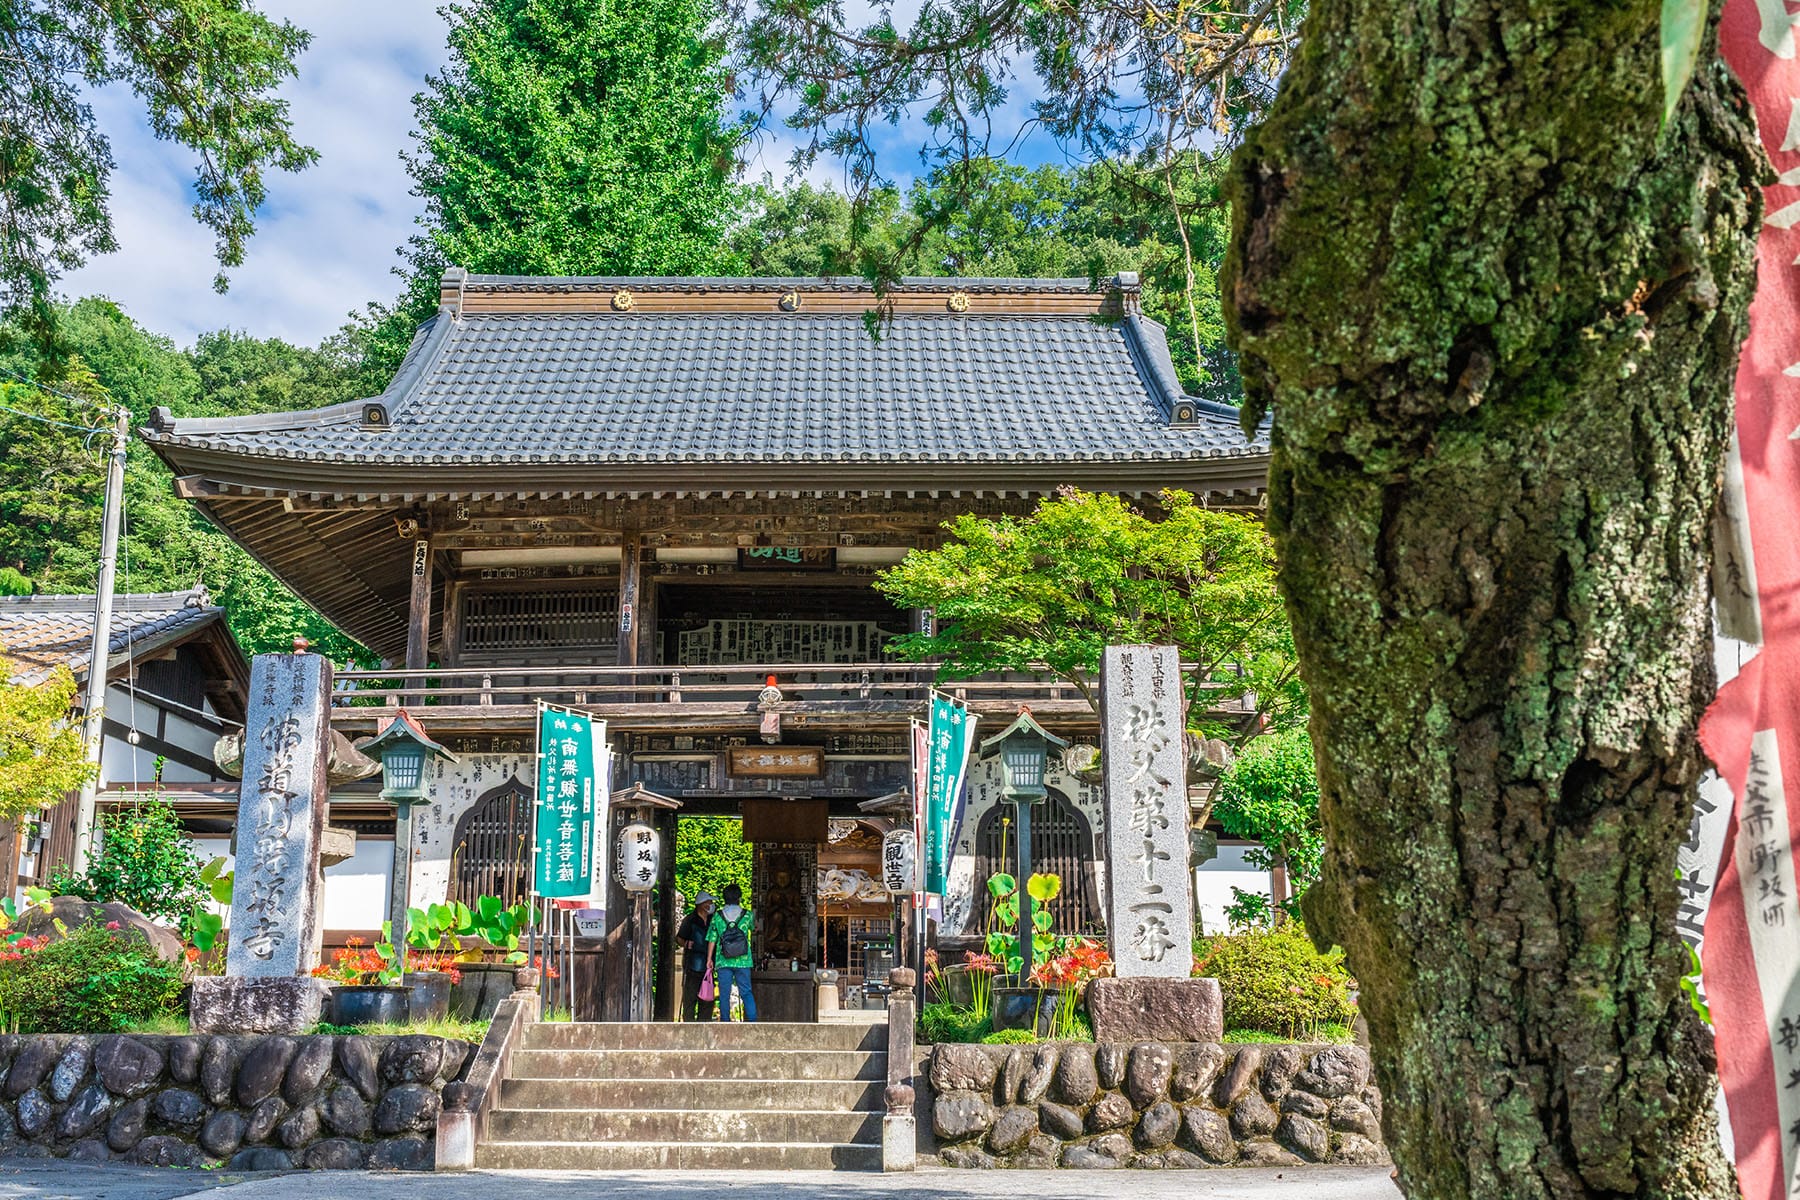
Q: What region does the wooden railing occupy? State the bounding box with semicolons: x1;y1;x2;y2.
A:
326;662;1251;732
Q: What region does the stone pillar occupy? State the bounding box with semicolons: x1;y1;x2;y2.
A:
1099;644;1193;978
883;967;918;1171
193;652;335;1032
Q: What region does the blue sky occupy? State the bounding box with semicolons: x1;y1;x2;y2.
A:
58;1;1067;350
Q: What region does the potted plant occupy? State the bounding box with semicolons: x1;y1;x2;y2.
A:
437;896;532;1019
989;872;1065;1035
312;938;411;1025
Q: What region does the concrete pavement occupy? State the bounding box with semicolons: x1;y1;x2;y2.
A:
0;1162;1402;1200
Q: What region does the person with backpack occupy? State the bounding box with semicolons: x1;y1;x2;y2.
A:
706;883;757;1022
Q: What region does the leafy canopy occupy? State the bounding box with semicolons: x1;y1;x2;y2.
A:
353;0;750;386
1214;725;1322;920
0;0;315;328
875;488;1301;730
0;656;94;821
0;300;373;664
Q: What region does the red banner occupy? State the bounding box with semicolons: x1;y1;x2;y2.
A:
1704;6;1800;1198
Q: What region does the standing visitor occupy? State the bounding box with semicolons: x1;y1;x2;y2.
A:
707;883;756;1022
676;892;716;1022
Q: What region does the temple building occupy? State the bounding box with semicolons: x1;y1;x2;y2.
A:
142;271;1270;1015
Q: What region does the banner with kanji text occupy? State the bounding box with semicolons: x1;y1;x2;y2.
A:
533;705;608;899
923;694;976;895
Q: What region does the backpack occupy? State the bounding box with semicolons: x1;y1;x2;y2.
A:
718;912;750;959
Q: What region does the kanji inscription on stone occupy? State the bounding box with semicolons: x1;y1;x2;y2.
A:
1100;644;1192;978
225;653;331;978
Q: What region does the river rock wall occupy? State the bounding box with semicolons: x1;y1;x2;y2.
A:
0;1033;475;1170
927;1041;1387;1168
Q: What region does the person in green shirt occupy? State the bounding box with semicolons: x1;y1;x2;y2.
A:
706;883;757;1022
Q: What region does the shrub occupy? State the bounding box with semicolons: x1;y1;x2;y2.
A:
981;1027;1038;1044
1194;924;1356;1038
918;1001;993;1044
47;788;208;933
0;922;185;1033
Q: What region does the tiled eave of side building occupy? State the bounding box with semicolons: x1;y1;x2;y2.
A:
139;273;1271;657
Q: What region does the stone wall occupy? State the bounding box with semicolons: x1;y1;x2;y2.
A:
926;1041;1387;1168
0;1033;475;1170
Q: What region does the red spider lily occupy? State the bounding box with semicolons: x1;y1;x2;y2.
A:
963;952;1000;976
104;921;121;931
530;954;561;981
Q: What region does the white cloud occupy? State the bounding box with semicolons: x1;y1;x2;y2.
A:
60;1;450;348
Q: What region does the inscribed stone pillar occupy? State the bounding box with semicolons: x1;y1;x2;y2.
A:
1099;644;1193;978
225;652;332;978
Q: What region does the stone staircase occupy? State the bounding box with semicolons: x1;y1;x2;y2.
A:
474;1021;887;1170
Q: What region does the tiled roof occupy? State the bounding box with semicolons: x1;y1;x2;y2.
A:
141;281;1262;470
0;588;217;686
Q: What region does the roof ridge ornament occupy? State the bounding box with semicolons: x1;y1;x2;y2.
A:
611;288;634;312
779;289;801;312
947;290;970;313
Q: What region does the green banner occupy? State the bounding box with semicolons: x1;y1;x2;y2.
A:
924;695;976;894
534;706;606;899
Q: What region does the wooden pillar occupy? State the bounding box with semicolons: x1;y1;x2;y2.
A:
637;570;659;668
618;534;641;668
652;808;677;1021
405;540;433;705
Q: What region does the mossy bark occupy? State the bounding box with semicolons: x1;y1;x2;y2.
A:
1224;3;1761;1197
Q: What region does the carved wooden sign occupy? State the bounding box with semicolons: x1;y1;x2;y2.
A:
727;746;825;778
738;546;837;571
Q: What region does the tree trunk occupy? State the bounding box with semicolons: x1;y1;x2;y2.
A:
1225;3;1761;1197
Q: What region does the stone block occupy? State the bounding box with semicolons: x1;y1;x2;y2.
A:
284;1036;336;1103
988;1106;1039;1154
300;1137;367;1169
1135;1100;1180;1148
374;1083;441;1134
1124;1043;1173;1107
92;1036;165;1097
1178;1106;1235;1162
1052;1045;1098;1105
932;1093;997;1140
5;1039;59;1098
190;977;331;1035
1099;645;1192;977
1277;1112;1329;1162
1038;1102;1085;1140
49;1037;91;1102
880;1113;916;1173
106;1099;148;1152
226;653;332;978
370;1135;432;1171
55;1084;112;1139
1170;1043;1225;1101
229;1146;295;1171
930;1043;999;1094
1260;1044;1306;1100
1088;978;1224;1044
200;1110;248;1159
1296;1045;1372;1098
1087;1091;1134;1133
1020;1047;1057;1103
128;1135;205;1167
236;1037;298;1107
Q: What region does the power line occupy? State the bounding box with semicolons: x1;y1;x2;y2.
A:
0;367;108;412
0;399;105;434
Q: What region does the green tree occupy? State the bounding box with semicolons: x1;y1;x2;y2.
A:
674;817;751;907
874;488;1301;732
0;657;94;821
0;300;371;663
1214;727;1320;922
0;0;315;330
355;0;749;386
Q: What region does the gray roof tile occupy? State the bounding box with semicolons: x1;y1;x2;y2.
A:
0;588;217;685
144;306;1261;467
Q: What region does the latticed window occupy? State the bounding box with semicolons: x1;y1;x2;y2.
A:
449;779;533;908
973;789;1103;936
460;586;620;664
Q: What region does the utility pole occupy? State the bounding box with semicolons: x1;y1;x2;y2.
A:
71;405;130;875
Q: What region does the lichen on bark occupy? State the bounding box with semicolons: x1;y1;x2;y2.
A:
1224;2;1761;1197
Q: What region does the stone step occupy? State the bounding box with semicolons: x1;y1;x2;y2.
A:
474;1140;882;1171
508;1047;886;1081
523;1020;886;1052
499;1076;886;1111
487;1106;881;1144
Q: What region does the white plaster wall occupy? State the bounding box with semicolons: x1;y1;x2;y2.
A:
1193;842;1274;936
411;753;537;907
192;835;393;932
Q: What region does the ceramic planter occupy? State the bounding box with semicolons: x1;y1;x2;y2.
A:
990;985;1059;1036
448;962;517;1020
403;971;452;1022
329;984;412;1027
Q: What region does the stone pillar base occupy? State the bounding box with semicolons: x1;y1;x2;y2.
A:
190;976;333;1034
882;1113;917;1171
1087;976;1224;1043
436;1108;475;1171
